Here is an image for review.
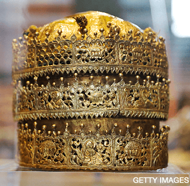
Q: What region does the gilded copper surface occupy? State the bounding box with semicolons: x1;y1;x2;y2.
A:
12;11;170;171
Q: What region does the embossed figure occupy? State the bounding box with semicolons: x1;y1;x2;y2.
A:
70;137;84;165
63;89;74;108
19;86;28;111
40;91;53;109
98;139;111;164
103;89;117;108
132;47;143;65
86;89;104;108
124;140;142;166
50;91;68;109
83;140;102;165
131;89;144;108
28;91;35;110
39;140;56;160
142;89;154;108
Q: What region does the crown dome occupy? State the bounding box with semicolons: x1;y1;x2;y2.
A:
28;11;142;42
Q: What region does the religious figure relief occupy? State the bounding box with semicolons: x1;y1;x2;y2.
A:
97;138;111;165
152;138;168;167
27;91;35;110
131;89;145;107
50;91;68;109
83;140;102;165
63;89;74;109
70;137;83;165
36;140;57;164
35;136;67;165
132;47;143;65
86;88;104;108
105;39;116;63
103;89;118;108
18;86;28;111
39;90;50;109
115;137;126;165
119;42;131;64
122;88;145;108
70;137;111;166
116;138;144;167
141;89;155;108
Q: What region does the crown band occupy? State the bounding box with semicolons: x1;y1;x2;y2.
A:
18;122;169;171
12;27;168;80
13;74;169;121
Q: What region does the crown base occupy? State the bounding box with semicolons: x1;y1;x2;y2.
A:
17;119;169;171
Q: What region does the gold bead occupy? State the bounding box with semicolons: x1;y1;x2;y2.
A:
100;28;104;32
13;39;17;43
156;74;160;79
97;123;101;129
34;122;37;127
90;76;93;80
119;73;123;78
25;123;28;128
136;75;140;80
52;124;56;129
137;126;142;131
83;28;88;33
147;76;151;81
152;125;156;130
80;123;84;128
42;125;46;130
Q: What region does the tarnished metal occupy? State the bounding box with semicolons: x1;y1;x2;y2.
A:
12;11;170;171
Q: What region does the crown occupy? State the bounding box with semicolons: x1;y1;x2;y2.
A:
12;11;170;171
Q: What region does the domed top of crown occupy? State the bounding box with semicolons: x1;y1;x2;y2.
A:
26;11;142;42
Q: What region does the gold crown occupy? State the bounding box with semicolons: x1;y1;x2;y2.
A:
12;11;170;171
